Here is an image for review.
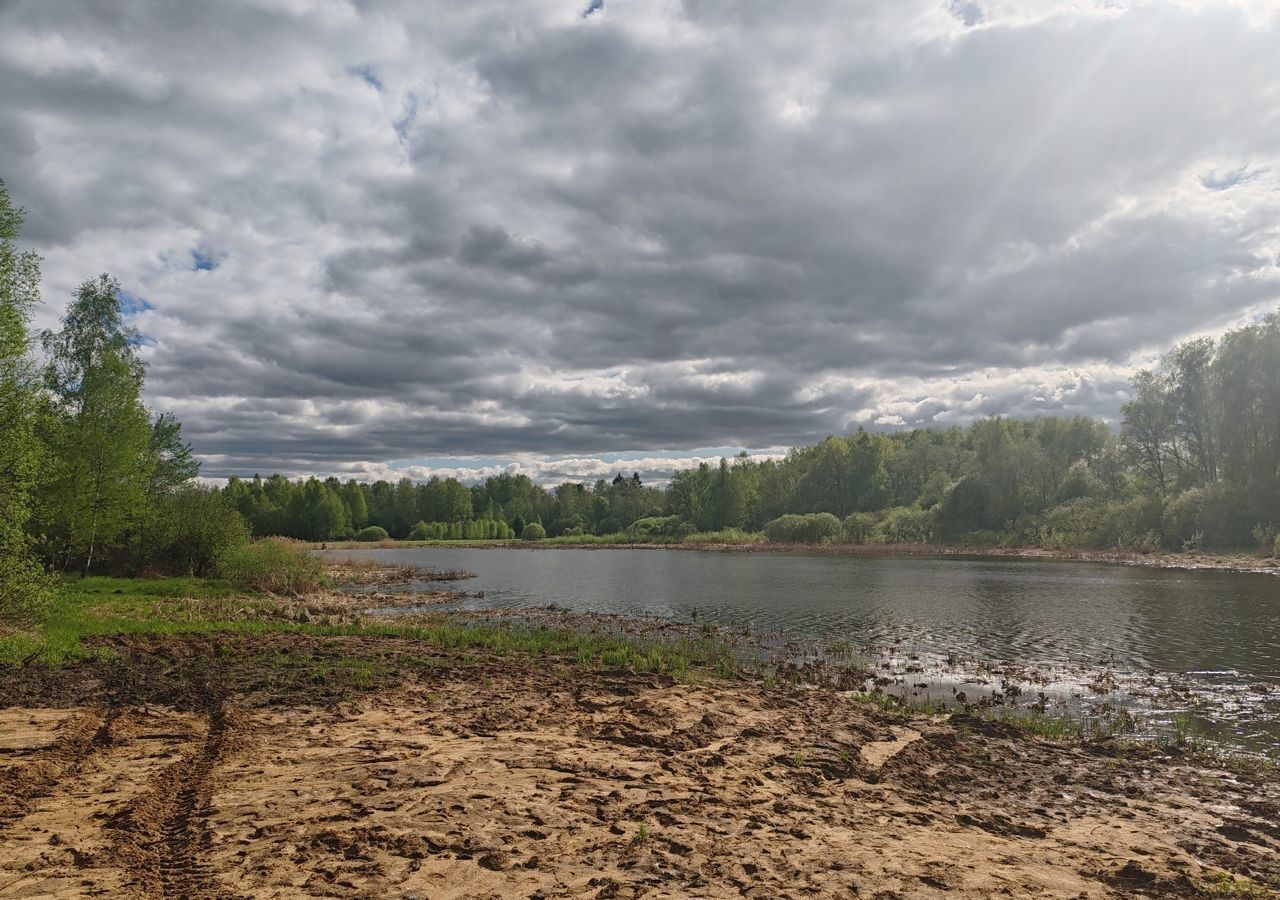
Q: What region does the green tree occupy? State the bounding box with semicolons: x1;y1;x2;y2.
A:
38;275;154;573
0;180;56;623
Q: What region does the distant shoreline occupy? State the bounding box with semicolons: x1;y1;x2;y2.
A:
314;538;1280;577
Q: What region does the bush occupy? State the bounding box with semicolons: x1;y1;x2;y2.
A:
1252;524;1278;557
629;515;682;538
596;517;622;536
218;537;325;595
355;525;390;542
1038;497;1104;549
680;528;763;545
841;512;876;544
521;522;546;541
935;476;996;541
1194;482;1259;549
1162;489;1206;551
1095;496;1164;550
674;522;698;539
0;540;57;629
141;486;251;576
763;513;842;544
407;521;432;541
872;506;932;544
961;529;1004;547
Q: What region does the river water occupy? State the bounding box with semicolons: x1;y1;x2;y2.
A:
331;547;1280;758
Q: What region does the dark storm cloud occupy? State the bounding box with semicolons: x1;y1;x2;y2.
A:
2;0;1278;479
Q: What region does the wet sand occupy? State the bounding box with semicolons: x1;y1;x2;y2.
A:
1;633;1277;899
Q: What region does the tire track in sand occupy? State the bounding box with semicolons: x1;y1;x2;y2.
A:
110;695;247;899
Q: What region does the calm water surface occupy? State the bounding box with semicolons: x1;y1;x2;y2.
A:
334;547;1280;754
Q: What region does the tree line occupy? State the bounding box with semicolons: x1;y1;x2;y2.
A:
219;313;1280;556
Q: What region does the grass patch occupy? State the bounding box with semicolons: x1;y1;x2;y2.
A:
219;537;326;594
847;691;948;716
1201;872;1276;898
0;574;740;679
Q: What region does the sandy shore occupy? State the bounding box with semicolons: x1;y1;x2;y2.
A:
1;632;1276;899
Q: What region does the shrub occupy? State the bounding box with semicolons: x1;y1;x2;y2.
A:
1195;482;1259;549
1038;497;1104;549
1252;524;1278;558
407;521;432;541
218;537;325;595
935;476;996;541
521;522;546;541
629;515;682;538
962;529;1004;547
763;513;842;544
0;544;56;629
143;486;252;576
841;512;876;544
1162;488;1206;551
872;506;932;544
681;528;763;545
1093;496;1163;550
674;522;698;539
355;525;390;542
596;517;621;536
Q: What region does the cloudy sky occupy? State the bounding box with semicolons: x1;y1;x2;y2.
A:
2;0;1278;484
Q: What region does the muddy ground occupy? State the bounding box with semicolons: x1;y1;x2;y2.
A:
1;633;1277;899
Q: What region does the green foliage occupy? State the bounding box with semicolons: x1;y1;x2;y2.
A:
0;179;58;626
35;275;156;573
1251;524;1278;558
935;476;996;540
629;515;682;538
763;513;842;544
872;506;932;544
841;512;876;544
521;522;546;541
679;528;763;545
354;525;390;542
218;538;325;594
134;486;251;575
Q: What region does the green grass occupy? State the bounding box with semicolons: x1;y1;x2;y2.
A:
1200;872;1276;898
847;691;948;716
0;575;740;678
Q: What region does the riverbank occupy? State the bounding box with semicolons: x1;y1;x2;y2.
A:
3;630;1278;899
0;568;1277;898
315;537;1280;577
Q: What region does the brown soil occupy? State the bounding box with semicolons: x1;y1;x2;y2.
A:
1;634;1276;899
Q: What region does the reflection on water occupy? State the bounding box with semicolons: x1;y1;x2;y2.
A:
331;547;1280;756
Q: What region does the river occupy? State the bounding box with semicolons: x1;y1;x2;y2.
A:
330;546;1280;758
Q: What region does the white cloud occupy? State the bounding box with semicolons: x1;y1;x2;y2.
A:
2;0;1278;477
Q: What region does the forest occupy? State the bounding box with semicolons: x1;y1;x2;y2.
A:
3;176;1280;629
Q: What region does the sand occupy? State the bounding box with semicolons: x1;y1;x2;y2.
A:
0;633;1276;899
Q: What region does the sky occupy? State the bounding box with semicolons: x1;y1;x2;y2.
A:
2;0;1278;485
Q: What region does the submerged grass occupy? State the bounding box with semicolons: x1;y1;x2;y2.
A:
0;574;739;679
